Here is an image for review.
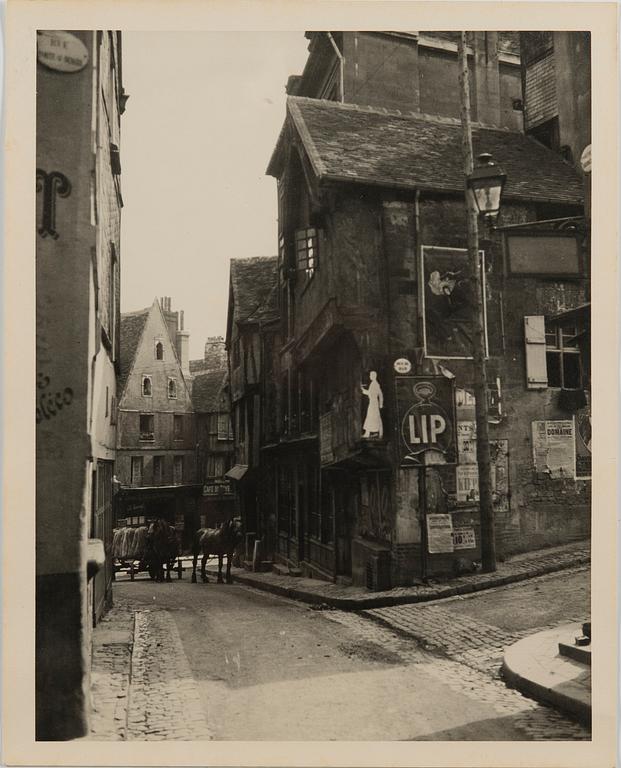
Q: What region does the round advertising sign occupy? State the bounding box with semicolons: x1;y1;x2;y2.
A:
393;357;412;374
37;31;89;73
400;380;453;459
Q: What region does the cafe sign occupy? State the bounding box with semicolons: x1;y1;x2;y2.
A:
203;480;233;497
37;31;89;73
396;376;457;465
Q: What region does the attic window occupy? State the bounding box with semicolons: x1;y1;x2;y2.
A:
155;341;164;360
142;375;152;397
168;377;177;399
295;227;319;278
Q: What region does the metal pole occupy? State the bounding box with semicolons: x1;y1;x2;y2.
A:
457;33;496;572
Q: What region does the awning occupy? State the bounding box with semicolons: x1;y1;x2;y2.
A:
225;464;248;481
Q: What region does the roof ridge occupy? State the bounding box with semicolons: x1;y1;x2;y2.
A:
286;95;517;133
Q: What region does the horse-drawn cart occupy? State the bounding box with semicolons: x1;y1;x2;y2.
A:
112;523;183;581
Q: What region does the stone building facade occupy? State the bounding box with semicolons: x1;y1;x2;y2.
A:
238;31;591;589
36;31;126;740
115;298;200;551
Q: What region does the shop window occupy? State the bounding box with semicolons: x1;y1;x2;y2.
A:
217;413;233;440
295;227;319;278
130;456;143;486
168;377;177;399
142;375;152;397
155;341;164;360
153;455;163;485
173;415;183;440
139;413;154;441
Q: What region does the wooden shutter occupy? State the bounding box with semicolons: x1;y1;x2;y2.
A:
524;315;548;389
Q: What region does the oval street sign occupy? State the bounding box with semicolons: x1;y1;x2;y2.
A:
580;144;591;174
394;358;412;374
37;31;89;73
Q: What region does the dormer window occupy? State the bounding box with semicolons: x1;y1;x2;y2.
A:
155;341;164;360
142;375;152;397
168;377;177;399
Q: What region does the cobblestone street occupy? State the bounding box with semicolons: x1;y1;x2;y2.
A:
88;566;590;741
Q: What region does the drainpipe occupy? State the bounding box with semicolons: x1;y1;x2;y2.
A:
326;32;345;103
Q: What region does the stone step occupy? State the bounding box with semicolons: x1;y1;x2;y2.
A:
272;563;290;576
288;567;303;577
558;640;592;666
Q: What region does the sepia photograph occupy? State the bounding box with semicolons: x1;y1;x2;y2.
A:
3;1;618;766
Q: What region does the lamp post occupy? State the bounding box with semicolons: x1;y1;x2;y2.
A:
457;33;506;573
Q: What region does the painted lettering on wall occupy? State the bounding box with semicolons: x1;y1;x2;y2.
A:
36;169;72;240
36;373;73;424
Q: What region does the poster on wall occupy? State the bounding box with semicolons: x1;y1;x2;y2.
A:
421;245;488;359
457;421;477;464
574;406;592;479
396;376;457;465
452;527;476;550
426;513;454;554
455;439;509;508
532;420;576;478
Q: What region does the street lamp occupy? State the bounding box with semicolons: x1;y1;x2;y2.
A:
467;153;507;218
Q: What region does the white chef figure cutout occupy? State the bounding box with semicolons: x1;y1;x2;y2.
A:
361;370;384;439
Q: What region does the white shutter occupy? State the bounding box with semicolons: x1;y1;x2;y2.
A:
524;315;548;389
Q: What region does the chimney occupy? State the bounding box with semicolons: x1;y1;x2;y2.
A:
472;32;501;127
176;327;190;379
203;336;227;371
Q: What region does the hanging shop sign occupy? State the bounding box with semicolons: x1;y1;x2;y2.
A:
574;406;592;479
421;245;488;359
396;376;457;466
532;420;576;478
426;513;454;554
393;357;412;374
37;31;89;73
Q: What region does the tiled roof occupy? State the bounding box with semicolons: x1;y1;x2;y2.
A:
230;256;278;325
118;309;149;396
268;97;583;206
245;282;279;324
191;368;228;413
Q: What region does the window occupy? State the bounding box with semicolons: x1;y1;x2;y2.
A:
168;377;177;399
155;341;164;360
130;456;143;486
295;227;319;278
105;386;109;417
524;315;582;390
142;375;152;397
139;413;154;441
207;454;225;478
545;321;582;389
173;415;183;440
153;455;163;485
173;455;183;485
217;413;233;440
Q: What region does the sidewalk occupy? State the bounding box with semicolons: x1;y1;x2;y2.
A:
502;623;591;726
229;540;590;610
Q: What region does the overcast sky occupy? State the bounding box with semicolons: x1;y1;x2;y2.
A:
120;32;310;359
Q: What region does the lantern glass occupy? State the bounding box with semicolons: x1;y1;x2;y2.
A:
470;177;504;215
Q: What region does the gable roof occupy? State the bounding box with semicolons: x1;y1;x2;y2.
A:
229;256;278;326
267;96;583;206
118;309;149;396
192;369;228;413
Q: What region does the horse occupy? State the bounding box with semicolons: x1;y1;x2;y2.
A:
144;518;179;582
191;518;243;584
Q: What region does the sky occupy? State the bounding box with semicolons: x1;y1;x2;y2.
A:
120;32;310;360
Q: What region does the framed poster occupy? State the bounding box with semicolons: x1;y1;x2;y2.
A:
420;245;488;359
532;420;576;478
395;376;457;466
